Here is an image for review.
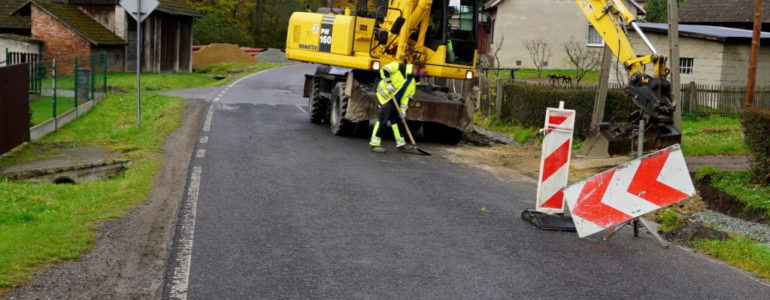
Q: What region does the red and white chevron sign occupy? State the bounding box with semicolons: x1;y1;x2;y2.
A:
535;105;575;214
564;145;695;238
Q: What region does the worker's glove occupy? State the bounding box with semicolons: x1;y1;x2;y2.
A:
399;105;408;119
400;110;406;120
386;84;396;94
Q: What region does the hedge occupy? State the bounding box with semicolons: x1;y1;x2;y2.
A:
501;83;638;139
741;107;770;185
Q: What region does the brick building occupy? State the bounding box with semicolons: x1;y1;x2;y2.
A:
7;0;199;73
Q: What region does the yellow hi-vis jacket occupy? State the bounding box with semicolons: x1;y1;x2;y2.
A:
376;62;417;111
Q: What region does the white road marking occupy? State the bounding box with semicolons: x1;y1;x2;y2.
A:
228;68;274;88
213;97;220;102
295;104;307;114
169;165;202;300
202;105;214;132
196;149;206;158
199;136;208;144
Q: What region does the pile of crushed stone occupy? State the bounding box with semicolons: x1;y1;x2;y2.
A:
193;44;256;70
255;48;293;64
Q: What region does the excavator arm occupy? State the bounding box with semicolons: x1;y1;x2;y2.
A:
573;0;680;155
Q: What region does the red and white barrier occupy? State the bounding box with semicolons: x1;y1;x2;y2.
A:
564;145;695;238
535;102;576;214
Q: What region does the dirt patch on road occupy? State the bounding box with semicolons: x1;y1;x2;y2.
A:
9;99;207;299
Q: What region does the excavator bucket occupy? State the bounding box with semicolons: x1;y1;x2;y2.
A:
578;74;681;157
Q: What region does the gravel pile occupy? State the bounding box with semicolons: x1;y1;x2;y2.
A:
473;125;518;145
691;210;770;243
256;49;293;63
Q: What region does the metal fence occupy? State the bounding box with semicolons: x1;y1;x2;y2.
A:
0;63;30;155
5;48;42;94
32;52;109;126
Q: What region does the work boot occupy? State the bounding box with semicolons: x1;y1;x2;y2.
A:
370;146;386;153
398;144;416;152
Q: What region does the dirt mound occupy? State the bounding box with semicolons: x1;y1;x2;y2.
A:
664;220;730;244
193;44;256;70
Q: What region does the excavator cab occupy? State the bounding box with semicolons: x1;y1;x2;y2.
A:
424;0;478;66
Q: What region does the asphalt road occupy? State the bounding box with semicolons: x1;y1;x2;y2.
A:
164;64;770;299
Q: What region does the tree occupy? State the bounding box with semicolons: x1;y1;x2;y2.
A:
523;39;551;78
563;39;602;85
193;13;252;46
643;0;687;23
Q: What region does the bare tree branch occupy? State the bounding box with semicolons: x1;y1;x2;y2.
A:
523;39;551;78
564;38;602;85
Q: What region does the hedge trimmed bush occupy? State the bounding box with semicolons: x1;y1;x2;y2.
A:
501;83;638;139
741;107;770;185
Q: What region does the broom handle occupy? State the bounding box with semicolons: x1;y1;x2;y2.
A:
391;97;417;145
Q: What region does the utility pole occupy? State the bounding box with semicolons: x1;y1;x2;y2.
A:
668;0;682;131
746;0;763;108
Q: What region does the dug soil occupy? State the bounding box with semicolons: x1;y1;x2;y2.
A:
8;99;207;299
695;175;769;224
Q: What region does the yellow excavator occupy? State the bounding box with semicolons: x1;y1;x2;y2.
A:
286;0;478;143
285;0;679;152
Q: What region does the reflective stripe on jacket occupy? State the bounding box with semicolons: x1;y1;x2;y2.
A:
376;62;416;107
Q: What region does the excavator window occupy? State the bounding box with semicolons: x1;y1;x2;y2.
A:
425;0;476;66
446;0;477;65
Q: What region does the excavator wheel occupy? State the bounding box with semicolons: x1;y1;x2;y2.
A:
330;82;356;136
308;77;328;124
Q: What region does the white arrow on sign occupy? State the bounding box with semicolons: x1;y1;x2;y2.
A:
120;0;159;23
564;145;695;238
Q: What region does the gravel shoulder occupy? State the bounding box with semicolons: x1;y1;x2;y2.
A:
9;99;207;299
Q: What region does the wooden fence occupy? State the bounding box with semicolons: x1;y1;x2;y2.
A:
0;63;30;155
477;77;770;119
5;49;42;94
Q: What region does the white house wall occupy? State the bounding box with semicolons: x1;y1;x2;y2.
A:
624;33;727;86
491;0;594;70
722;43;770;86
0;38;40;63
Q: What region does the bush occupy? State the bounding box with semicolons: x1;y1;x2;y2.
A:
501;83;638;139
741;107;770;185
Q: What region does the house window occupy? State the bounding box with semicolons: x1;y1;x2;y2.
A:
587;25;604;47
680;57;694;74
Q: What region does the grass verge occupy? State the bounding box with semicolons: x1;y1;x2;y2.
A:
1;63;281;293
29;97;77;126
483;68;600;83
681;115;748;156
693;236;770;280
475;113;539;144
695;166;770;215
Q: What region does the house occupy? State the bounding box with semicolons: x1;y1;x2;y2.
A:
623;23;770;86
679;0;770;31
0;0;29;35
483;0;644;70
7;0;199;74
0;33;42;65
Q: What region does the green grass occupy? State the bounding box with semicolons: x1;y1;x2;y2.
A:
28;96;77;126
681;116;748;156
656;209;682;233
0;63;281;292
695;166;770;215
475;113;539;144
693;236;770;280
484;68;600;83
40;76;75;90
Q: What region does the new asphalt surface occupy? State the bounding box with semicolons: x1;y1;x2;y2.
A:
164;64;770;299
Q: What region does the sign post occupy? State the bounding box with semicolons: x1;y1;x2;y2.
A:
120;0;158;127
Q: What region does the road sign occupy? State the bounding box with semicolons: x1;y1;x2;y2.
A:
535;103;575;214
120;0;158;23
564;145;695;238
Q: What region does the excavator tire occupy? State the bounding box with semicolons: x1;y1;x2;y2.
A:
330;82;356;136
308;77;327;124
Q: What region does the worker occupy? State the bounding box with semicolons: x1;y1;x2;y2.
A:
370;60;427;153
